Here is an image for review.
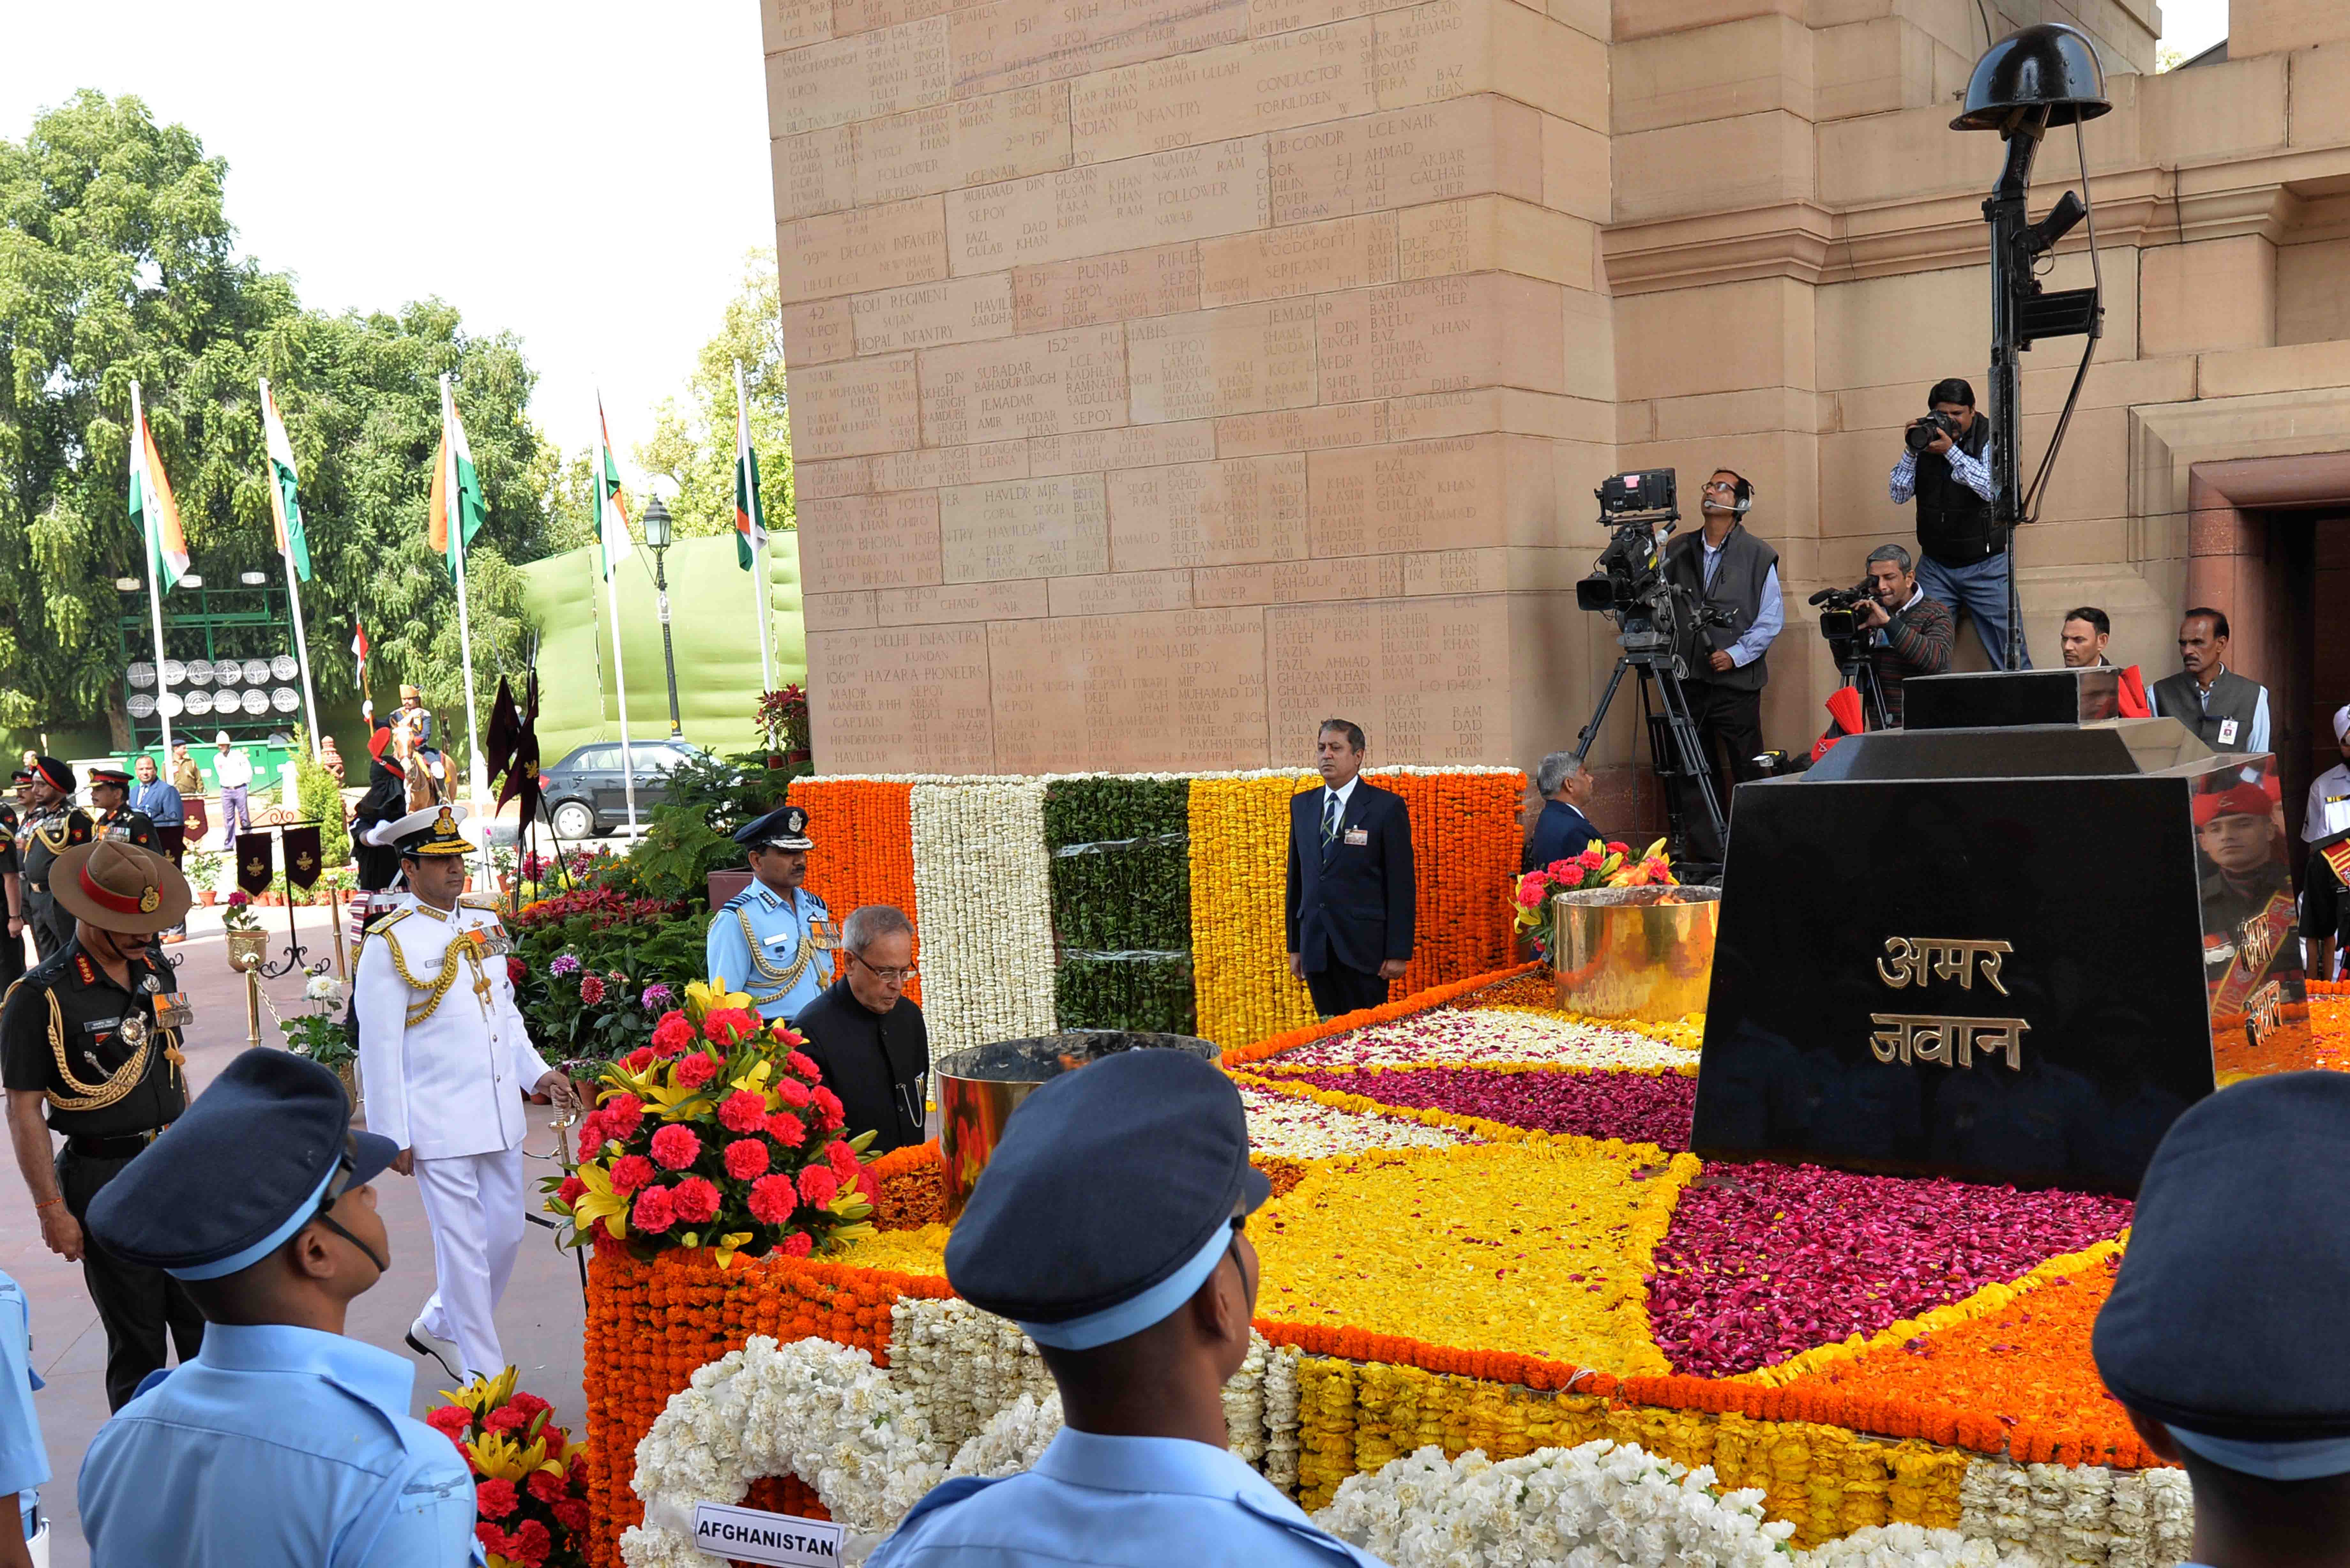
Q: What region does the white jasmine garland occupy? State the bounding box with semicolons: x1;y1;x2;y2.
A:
1240;1083;1476;1158
1262;1343;1304;1496
908;780;1056;1058
1955;1456;2193;1568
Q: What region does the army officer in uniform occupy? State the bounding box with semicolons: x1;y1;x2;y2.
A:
86;766;160;851
353;804;574;1382
706;805;835;1024
16;758;91;963
0;773;23;989
1;840;201;1410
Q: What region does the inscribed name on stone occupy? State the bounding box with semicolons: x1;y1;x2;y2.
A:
876;579;1051;626
1069;21;1376;163
1307;434;1546;556
939;474;1111;581
1314;274;1562;403
1199;213;1397;305
1192;554;1402;605
790;356;924;458
1127;301;1317;423
1014;245;1202;334
919;326;1129;446
872;440;1032;492
781;299;854;366
988;608;1269;772
797;491;946;591
761;0;835;53
1107;454;1308;569
777;199;950;304
1215;401;1388;456
773;127;857;220
1265;97;1540;223
852;275;1015;355
854;87;1073;205
950;0;1249;96
1046;569;1196;617
1267;596;1507;759
1028;421;1218;474
767;17;952;137
808;626;995;773
948;139;1268;272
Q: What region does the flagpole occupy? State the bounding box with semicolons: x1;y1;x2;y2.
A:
261;378;324;758
131;381;175;758
736;359;775;693
440;373;491;886
597;403;641;835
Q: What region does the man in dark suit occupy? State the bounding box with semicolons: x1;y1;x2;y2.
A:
1285;720;1415;1020
792;904;928;1154
1525;751;1603;871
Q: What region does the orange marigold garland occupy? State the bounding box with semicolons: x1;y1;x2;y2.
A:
785;777;920;1003
869;1140;947;1230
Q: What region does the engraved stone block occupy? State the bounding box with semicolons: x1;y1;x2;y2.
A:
777;198;951;305
872;440;1032;492
1046;569;1197;616
853;87;1073;206
1014;244;1202;333
809;625;996;773
988;608;1269;772
919;325;1129;446
795;457;875;500
773;127;857;220
1192;554;1401;606
766;17;952;138
950;0;1249;96
781;299;855;366
1199;212;1397;305
1216;402;1388;456
1307;433;1552;556
762;0;835;53
797;490;946;591
1372;0;1604;127
852;275;1016;355
1029;421;1218;474
1069;20;1376;163
833;0;955;40
939;473;1111;581
1266;96;1541;224
1396;195;1592;285
804;591;880;632
948;139;1269;272
1127;300;1317;423
1108;453;1308;570
876;579;1052;625
790;355;925;458
1267;594;1509;760
1314;274;1563;403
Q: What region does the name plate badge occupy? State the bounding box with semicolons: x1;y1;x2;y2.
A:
690;1502;844;1566
1344;826;1369;846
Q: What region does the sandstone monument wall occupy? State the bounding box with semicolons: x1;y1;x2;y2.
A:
767;0;2350;798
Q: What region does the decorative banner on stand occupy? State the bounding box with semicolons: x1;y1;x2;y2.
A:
236;832;275;897
281;825;323;891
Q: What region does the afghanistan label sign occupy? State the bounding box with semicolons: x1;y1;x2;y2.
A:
691;1502;845;1566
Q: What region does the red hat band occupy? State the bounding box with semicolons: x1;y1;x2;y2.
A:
79;859;161;917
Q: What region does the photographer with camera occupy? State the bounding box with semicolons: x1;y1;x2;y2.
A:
1854;543;1953;727
1661;470;1782;861
1889;378;2029;668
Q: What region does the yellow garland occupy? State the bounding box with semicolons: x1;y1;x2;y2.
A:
1290;1355;1970;1542
1259;1056;1701;1081
1726;1232;2133;1388
1189;776;1322;1048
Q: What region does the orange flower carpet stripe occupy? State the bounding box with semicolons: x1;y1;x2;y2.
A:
784;776;920;1003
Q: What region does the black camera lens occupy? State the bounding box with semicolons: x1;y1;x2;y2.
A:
1904;422;1938;453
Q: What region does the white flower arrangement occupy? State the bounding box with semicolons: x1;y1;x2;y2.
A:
303;971;344;1005
1956;1456;2192;1568
908;780;1057;1058
1239;1083;1476;1158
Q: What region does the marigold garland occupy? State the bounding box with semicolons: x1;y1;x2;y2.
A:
784;777;921;1004
868;1141;947;1231
1189;774;1325;1047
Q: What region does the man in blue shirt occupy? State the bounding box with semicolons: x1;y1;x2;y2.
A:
872;1048;1391;1568
1660;470;1784;863
78;1048;480;1567
707;805;836;1023
1525;752;1603;871
0;1269;47;1568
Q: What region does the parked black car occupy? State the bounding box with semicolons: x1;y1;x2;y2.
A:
539;739;706;838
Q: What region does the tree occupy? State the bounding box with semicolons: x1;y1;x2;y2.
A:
633;248;795;539
0;91;551;744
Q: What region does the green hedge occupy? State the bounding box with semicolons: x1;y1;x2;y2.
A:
1054;954;1195;1035
1042;777;1191;952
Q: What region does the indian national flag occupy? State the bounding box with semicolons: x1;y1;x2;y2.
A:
427;382;487;576
734;363;766;571
129;385;189;591
259;378;312;582
594;397;633;581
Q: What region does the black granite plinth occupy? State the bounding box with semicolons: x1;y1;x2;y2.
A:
1693;719;2306;1195
1902;667;2123;730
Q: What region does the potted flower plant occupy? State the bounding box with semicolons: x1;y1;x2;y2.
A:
281;968;357;1104
221;890;269;972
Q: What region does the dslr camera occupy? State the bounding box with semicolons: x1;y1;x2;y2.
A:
1904;410;1960;453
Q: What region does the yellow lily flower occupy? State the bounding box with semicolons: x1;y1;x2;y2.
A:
567;1161;631;1240
684;976;753;1024
465;1429;552;1482
441;1365;520;1418
712;1231;756;1269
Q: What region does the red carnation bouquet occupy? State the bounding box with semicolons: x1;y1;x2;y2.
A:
427;1369;590;1568
1510;837;1679;958
542;978;876;1266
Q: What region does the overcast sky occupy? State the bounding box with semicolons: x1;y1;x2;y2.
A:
1;0;2228;468
1;0;773;474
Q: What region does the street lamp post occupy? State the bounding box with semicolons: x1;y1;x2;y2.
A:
642;496;684;736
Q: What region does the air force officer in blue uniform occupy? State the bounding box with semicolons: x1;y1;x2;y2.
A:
706;805;836;1023
1285;720;1415;1020
868;1048;1392;1568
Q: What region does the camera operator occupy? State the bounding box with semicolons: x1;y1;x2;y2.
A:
1889;378;2029;668
1854;543;1953;727
1661;470;1782;860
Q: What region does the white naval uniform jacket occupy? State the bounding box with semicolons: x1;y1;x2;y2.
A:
354;895;553;1159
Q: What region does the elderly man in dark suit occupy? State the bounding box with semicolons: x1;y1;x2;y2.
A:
1285;720;1415;1020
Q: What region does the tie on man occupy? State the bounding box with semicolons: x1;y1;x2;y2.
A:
1321;790;1340;854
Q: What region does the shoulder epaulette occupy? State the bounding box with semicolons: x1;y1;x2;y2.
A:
807;892;830;912
364;908;412;935
720;890;754;912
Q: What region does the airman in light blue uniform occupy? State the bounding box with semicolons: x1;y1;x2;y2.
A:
704;804;836;1023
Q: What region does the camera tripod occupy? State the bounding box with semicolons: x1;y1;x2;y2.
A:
1570;629;1729;867
1830;635;1892;734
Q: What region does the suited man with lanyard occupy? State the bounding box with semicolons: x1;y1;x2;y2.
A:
1285;720;1415;1020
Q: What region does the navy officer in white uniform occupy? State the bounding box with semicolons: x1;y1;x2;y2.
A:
867;1049;1393;1568
705;805;835;1024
